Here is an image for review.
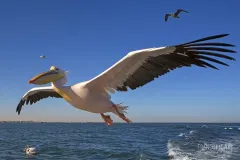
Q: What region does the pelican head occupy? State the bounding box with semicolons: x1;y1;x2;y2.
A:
24;145;29;152
28;66;68;85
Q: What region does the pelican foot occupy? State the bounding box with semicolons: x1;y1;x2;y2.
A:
112;105;132;123
119;114;132;123
101;113;113;126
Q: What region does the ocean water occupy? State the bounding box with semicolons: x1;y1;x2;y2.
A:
0;123;240;160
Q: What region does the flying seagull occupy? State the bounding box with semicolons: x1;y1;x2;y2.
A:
16;34;236;126
165;9;189;22
40;55;46;59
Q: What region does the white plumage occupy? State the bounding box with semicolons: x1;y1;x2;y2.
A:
40;55;46;59
16;34;236;125
24;146;37;155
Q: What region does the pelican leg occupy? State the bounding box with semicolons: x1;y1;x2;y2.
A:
100;113;113;126
112;105;132;123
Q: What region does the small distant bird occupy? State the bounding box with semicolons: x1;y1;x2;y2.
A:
24;145;37;155
165;9;189;22
40;55;46;59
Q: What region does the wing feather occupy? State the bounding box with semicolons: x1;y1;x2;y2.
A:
175;9;188;16
165;14;170;22
85;34;236;92
16;86;63;115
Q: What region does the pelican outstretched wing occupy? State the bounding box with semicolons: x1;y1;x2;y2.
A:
16;86;63;115
85;34;236;94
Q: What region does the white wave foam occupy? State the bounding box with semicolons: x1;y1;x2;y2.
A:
168;139;234;160
178;133;185;137
137;153;150;160
167;141;191;160
177;130;196;138
224;127;236;130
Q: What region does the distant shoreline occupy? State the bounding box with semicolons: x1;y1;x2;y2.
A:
1;121;240;124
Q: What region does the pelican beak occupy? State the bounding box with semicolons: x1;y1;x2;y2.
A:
28;70;64;85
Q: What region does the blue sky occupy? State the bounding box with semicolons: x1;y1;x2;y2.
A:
0;0;239;122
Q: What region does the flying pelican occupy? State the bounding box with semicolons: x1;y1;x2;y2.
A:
16;34;236;126
165;9;189;22
40;55;46;59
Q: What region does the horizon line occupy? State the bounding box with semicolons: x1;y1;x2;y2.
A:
1;120;240;124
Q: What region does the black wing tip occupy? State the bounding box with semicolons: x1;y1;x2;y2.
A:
228;44;235;47
16;99;24;115
214;33;231;39
203;65;219;70
219;33;229;36
214;33;229;38
180;33;234;47
203;33;230;39
16;106;21;115
16;108;21;115
16;106;19;113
